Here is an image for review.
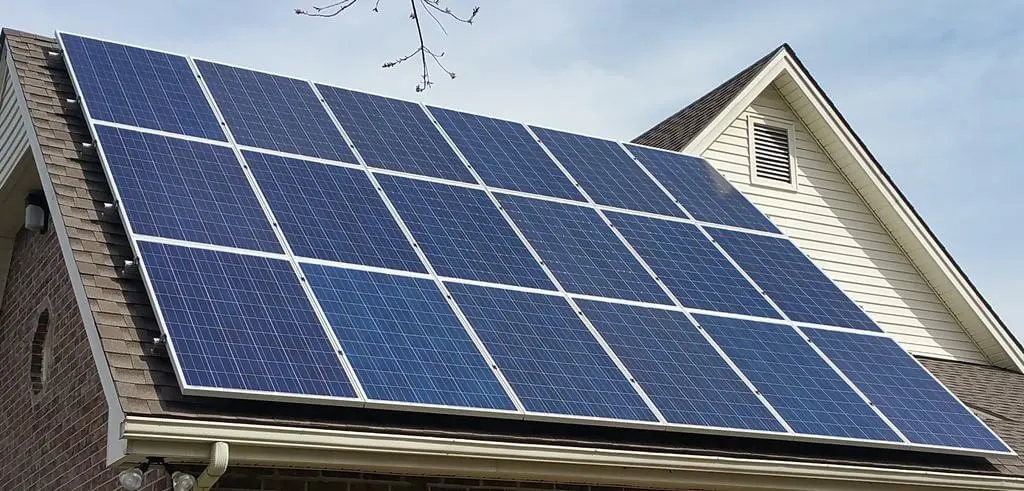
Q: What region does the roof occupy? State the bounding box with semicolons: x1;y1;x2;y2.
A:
633;45;786;150
4;27;1024;481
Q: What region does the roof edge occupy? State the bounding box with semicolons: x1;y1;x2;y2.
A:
123;416;1024;491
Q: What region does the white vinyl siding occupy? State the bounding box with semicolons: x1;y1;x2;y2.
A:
0;55;29;186
699;84;988;364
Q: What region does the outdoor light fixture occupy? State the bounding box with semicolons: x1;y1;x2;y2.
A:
172;471;197;491
24;191;47;233
116;466;145;491
115;459;196;491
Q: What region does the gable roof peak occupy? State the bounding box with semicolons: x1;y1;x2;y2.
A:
632;43;789;150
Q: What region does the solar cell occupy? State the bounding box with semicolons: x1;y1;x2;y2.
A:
139;241;355;397
806;328;1010;452
709;228;881;331
378;175;553;289
530;127;684;217
196;61;357;163
695;314;900;442
59;33;225;141
498;195;671;304
447;283;657;421
428;107;584;201
318;85;475;182
303;265;515;410
608;212;779;318
244;152;424;272
95;125;281;252
577;300;783;431
627;144;779;233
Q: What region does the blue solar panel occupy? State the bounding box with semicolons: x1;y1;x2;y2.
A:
429;107;584;201
695;314;899;441
195;61;357;163
244;152;424;272
499;195;671;304
627;144;779;233
709;229;880;331
64;34;1012;456
378;175;553;289
447;283;657;421
303;265;515;410
95;125;281;252
317;85;474;182
530;127;684;217
577;300;783;431
59;34;226;141
608;212;779;318
805;329;1009;452
139;241;355;397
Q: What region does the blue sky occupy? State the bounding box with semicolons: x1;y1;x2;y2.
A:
7;1;1024;338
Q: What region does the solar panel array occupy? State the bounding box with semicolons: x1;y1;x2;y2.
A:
58;32;1011;457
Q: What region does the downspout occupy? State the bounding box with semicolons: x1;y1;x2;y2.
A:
196;441;229;491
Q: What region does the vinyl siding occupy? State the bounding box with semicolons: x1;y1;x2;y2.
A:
700;84;987;364
0;53;29;186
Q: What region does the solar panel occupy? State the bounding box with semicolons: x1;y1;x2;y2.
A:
805;328;1011;452
577;300;784;431
95;125;281;252
428;107;584;201
626;144;779;233
608;212;779;318
317;85;475;183
243;151;425;272
531;127;685;217
378;175;554;289
447;283;658;421
695;314;900;442
196;61;357;163
708;228;880;331
59;33;225;141
302;264;516;410
60;32;1013;457
498;195;672;304
140;241;356;397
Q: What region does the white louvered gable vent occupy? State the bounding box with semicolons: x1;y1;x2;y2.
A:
748;117;797;190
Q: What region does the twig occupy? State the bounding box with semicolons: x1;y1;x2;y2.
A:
296;0;479;91
294;0;359;17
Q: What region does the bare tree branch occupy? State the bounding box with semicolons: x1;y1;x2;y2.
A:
294;0;359;18
296;0;479;91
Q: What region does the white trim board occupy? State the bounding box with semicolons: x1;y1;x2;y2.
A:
679;48;1024;373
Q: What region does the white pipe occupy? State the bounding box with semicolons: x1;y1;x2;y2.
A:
196;441;228;491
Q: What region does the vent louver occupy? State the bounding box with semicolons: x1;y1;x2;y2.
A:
751;122;793;184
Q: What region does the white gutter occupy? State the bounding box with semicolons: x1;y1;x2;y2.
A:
121;417;1024;491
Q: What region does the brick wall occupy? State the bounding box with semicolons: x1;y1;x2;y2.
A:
0;223;125;490
208;469;689;491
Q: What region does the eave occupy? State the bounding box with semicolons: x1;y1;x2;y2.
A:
121;416;1024;491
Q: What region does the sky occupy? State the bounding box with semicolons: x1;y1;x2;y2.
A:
6;1;1024;338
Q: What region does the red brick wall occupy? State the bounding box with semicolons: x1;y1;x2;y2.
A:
0;224;132;490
